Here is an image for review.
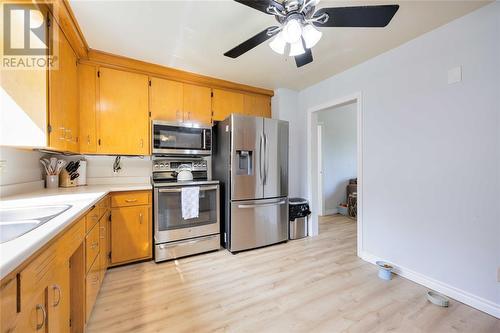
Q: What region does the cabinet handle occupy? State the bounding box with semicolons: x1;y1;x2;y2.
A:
139;212;143;224
58;127;65;140
35;304;46;330
125;199;137;203
140;139;144;148
52;284;62;307
91;214;99;221
65;129;72;141
100;226;105;239
87;135;91;145
91;241;98;249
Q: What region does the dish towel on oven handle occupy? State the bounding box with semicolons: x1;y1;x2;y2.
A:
181;186;200;220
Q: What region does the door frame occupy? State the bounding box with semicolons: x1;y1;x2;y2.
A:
317;123;324;216
306;92;363;257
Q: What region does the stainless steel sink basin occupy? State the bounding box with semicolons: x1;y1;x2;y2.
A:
0;204;71;243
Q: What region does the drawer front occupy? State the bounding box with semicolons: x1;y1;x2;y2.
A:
85;259;100;323
20;246;56;311
85;205;101;232
57;217;85;261
111;191;149;208
97;196;110;218
85;223;100;273
155;234;220;262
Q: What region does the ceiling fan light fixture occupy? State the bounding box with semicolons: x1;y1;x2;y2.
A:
269;32;287;55
282;18;303;44
289;39;305;56
302;24;322;49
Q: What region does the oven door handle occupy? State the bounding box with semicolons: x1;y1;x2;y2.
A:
158;185;219;193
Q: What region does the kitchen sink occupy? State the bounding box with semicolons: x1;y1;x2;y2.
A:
0;204;71;243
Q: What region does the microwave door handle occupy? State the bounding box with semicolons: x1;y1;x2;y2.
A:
203;130;206;150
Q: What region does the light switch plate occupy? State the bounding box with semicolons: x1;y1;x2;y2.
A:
448;66;462;84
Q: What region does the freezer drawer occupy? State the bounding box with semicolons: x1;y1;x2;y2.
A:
230;197;288;252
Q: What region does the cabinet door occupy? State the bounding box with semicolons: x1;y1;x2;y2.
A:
98;67;149;155
244;94;271;118
99;210;111;282
183;84;212;126
48;260;70;333
212;89;244;121
111;206;150;264
150;77;183;122
16;289;48;333
78;64;98;153
61;35;79;153
48;21;66;151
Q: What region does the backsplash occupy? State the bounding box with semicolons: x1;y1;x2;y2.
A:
0;147;43;196
0;147;152;197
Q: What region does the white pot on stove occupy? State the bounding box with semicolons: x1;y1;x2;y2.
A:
176;164;193;181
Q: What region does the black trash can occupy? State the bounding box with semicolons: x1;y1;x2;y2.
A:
289;198;311;239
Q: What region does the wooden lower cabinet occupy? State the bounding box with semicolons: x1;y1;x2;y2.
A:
0;192;151;332
48;261;70;333
111;205;151;265
110;191;152;266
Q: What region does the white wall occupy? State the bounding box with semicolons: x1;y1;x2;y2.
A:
318;102;357;214
275;2;500;316
272;88;303;198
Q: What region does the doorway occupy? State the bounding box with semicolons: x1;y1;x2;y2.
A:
306;93;363;256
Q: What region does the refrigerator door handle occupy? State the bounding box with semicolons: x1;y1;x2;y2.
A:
263;133;268;185
237;199;287;209
259;134;266;185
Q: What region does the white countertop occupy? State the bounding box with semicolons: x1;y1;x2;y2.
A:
0;183;152;279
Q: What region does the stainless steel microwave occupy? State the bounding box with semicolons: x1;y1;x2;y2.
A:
152;121;212;156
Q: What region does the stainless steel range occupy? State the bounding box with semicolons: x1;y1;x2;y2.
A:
152;156;220;262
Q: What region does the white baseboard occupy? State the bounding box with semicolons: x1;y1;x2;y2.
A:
323;208;338;216
359;251;500;319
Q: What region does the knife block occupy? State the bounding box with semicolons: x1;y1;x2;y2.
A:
59;169;77;188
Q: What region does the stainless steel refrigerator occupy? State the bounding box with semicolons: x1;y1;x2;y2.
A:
213;114;289;252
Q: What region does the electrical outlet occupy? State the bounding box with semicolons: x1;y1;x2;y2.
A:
448;66;462;84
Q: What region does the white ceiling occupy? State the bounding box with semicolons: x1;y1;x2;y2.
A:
69;0;489;91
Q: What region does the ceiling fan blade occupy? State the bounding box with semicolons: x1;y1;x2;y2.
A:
295;47;313;68
234;0;285;15
313;5;399;28
224;27;278;58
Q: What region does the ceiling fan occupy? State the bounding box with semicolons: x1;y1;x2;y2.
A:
224;0;399;67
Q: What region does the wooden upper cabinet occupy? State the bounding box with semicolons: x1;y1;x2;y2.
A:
149;77;183;122
98;67;149;155
63;37;79;153
48;21;79;152
244;94;272;118
212;89;244;121
78;63;98;153
150;78;212;126
183;84;212;126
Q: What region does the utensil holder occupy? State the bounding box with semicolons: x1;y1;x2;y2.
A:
46;175;59;189
59;170;76;188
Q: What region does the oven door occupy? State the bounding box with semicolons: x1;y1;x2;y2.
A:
154;185;220;243
152;122;211;155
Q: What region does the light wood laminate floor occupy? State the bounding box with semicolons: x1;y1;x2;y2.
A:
87;215;499;333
